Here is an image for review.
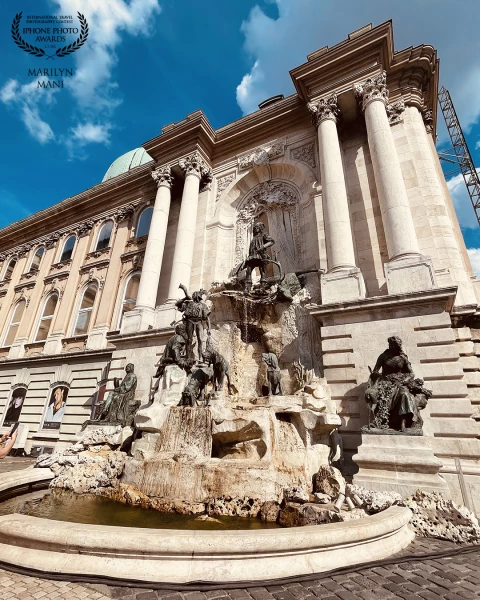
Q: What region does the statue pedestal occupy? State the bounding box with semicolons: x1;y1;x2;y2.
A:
353;434;451;497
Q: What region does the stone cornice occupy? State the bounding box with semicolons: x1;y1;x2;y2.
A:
290;20;438;134
0;164;156;253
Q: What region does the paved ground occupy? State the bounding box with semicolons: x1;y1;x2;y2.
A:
1;457;479;600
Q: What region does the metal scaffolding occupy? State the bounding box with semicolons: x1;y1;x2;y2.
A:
438;86;480;226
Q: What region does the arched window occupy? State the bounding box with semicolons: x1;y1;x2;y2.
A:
3;259;17;281
35;294;58;341
95;221;113;251
73;284;97;335
136;207;153;238
117;272;140;328
3;387;27;426
60;235;76;262
3;300;26;346
29;247;45;272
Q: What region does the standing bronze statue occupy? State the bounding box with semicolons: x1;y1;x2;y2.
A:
175;285;211;362
364;336;431;434
262;352;283;396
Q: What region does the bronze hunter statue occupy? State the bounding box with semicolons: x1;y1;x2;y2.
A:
175;284;211;362
233;221;283;294
364;336;432;434
262;352;283;396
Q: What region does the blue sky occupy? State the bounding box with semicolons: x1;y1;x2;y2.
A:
1;0;480;271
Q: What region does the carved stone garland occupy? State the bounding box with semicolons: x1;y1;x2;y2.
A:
235;180;300;264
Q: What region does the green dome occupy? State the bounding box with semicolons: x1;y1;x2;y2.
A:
102;148;153;182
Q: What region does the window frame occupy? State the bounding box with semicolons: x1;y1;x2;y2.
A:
2;258;17;281
2;300;26;347
135;206;153;239
1;385;27;427
71;282;98;336
94;220;114;252
28;246;45;273
116;271;141;329
40;383;70;431
33;292;59;343
59;235;76;263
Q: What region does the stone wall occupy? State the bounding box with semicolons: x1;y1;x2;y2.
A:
0;354;111;453
314;292;480;511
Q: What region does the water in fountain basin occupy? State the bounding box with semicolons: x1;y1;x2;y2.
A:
0;489;280;530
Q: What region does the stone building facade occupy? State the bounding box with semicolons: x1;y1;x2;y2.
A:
0;22;479;509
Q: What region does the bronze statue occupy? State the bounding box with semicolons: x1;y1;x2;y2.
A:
205;348;231;395
364;336;431;433
178;366;212;407
234;222;275;293
175;284;211;362
262;352;283;395
83;363;138;429
155;323;194;379
105;363;138;427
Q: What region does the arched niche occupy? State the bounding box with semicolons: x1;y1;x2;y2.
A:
209;159;319;282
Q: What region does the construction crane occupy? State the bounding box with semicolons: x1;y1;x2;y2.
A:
438;86;480;226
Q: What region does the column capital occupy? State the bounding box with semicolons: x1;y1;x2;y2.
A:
307;93;339;128
151;165;173;188
179;151;211;179
355;70;389;111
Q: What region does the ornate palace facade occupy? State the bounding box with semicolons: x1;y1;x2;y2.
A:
0;22;479;509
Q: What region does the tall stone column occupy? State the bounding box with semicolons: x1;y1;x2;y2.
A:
308;94;365;303
167;151;211;300
121;167;173;334
355;72;435;295
136;167;173;310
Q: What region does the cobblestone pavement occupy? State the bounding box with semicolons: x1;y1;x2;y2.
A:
1;460;479;599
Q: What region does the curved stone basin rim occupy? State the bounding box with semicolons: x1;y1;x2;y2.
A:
0;468;414;584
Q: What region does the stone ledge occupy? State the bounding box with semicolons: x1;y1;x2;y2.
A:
0;506;413;584
307;286;457;321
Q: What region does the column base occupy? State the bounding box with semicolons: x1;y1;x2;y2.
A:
385;254;436;296
321;267;366;304
154;301;178;330
120;307;155;335
353;434;450;497
86;325;109;350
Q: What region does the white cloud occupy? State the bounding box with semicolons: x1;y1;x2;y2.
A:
0;78;56;144
467;248;480;278
236;0;480;130
446;169;480;229
71;122;112;144
1;0;161;154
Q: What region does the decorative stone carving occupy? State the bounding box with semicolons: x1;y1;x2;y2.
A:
0;253;7;263
114;204;135;223
45;233;60;249
355;70;389;111
422;109;434;134
50;259;72;272
17;244;32;257
151;165;172;188
363;336;432;434
235;180;300;265
386;99;405;125
77;220;94;238
307;94;339;127
179;151;211;178
126;234;147;248
237;138;285;171
291;142;316;168
216;173;236;201
200;170;213;192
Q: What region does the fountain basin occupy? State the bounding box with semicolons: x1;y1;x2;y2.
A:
0;470;414;584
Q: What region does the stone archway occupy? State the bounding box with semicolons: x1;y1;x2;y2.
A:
207;159;319;284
